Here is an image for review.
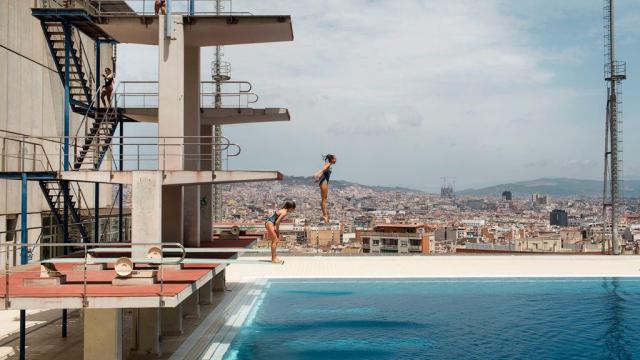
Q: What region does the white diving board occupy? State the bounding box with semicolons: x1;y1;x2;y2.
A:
87;247;287;253
41;258;280;265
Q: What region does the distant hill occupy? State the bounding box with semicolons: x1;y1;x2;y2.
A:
282;175;421;193
458;178;640;198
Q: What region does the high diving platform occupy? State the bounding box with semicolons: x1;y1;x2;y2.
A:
32;6;293;46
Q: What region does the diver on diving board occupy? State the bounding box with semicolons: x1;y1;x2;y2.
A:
264;201;296;264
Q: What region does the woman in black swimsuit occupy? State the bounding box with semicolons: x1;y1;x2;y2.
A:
314;154;337;223
264;201;295;264
100;67;114;107
155;0;166;15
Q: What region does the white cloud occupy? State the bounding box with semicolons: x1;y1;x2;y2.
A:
116;0;640;190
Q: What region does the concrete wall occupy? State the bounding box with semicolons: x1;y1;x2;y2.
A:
0;0;115;251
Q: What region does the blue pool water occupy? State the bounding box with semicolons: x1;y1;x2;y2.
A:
224;278;640;360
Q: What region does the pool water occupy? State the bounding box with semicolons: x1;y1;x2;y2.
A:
224;279;640;360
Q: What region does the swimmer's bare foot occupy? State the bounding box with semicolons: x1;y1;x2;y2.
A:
272;258;285;265
322;216;329;224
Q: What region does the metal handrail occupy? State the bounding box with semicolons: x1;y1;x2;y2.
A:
1;130;241;172
73;28;94;94
88;0;253;17
114;80;256;108
0;241;185;309
0;133;57;173
73;84;105;143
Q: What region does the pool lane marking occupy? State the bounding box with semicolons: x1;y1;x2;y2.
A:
169;281;253;360
200;279;267;360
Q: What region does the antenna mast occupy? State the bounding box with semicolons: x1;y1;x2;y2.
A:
212;0;229;221
602;0;626;254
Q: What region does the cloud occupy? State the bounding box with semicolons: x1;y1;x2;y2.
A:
116;0;640;189
327;108;423;136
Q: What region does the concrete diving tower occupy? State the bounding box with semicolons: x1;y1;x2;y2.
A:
13;3;296;358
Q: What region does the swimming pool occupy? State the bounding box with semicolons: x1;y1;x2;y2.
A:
223;278;640;360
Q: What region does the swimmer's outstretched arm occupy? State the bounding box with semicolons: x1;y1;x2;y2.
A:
314;163;331;181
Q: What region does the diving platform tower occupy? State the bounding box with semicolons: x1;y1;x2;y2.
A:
0;1;294;359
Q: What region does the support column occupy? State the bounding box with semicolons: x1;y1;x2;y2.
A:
183;292;200;319
84;309;123;360
160;305;183;336
131;172;163;258
212;269;226;292
199;125;213;243
182;45;201;247
199;279;213;305
137;308;161;355
158;14;185;171
162;186;182;243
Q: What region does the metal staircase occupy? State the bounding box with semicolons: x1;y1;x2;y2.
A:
41;22;93;106
73;105;120;170
38;180;90;243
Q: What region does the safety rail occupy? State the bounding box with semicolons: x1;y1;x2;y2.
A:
72;28;94;94
114;80;256;109
0;241;185;309
105;135;242;171
0;131;241;172
88;0;252;17
73;85;105;144
0;131;57;173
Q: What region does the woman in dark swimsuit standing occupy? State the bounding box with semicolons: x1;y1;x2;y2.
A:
155;0;166;15
100;67;114;107
264;201;296;264
314;154;337;224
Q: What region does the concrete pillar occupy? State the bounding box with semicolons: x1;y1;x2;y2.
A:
199;125;213;243
199;279;213;305
161;305;183;336
158;16;201;247
0;215;6;269
183;45;201;247
183;291;200;319
162;185;182;243
212;269;226;292
137;308;161;355
84;309;123;360
131;172;163;258
158;14;185;171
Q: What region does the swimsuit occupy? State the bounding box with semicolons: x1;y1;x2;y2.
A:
319;166;332;185
266;211;279;224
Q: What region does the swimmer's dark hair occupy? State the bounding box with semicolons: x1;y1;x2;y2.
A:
322;154;336;162
281;201;296;210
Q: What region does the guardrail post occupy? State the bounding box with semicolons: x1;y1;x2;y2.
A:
19;173;27;360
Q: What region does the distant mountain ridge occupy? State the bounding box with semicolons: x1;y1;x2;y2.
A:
282;175;421;193
458;178;640;198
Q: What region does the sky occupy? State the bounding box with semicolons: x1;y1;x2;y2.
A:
117;0;640;192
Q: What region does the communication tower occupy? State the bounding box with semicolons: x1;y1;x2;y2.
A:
602;0;626;254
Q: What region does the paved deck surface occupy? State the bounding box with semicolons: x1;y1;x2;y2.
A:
227;255;640;281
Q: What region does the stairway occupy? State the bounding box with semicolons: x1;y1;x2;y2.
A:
74;107;120;170
39;180;90;243
41;22;92;106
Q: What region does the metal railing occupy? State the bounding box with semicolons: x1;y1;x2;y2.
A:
114;80;257;109
0;131;241;172
88;0;252;17
0;241;185;309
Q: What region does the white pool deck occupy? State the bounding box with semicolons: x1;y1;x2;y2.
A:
226;255;640;281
